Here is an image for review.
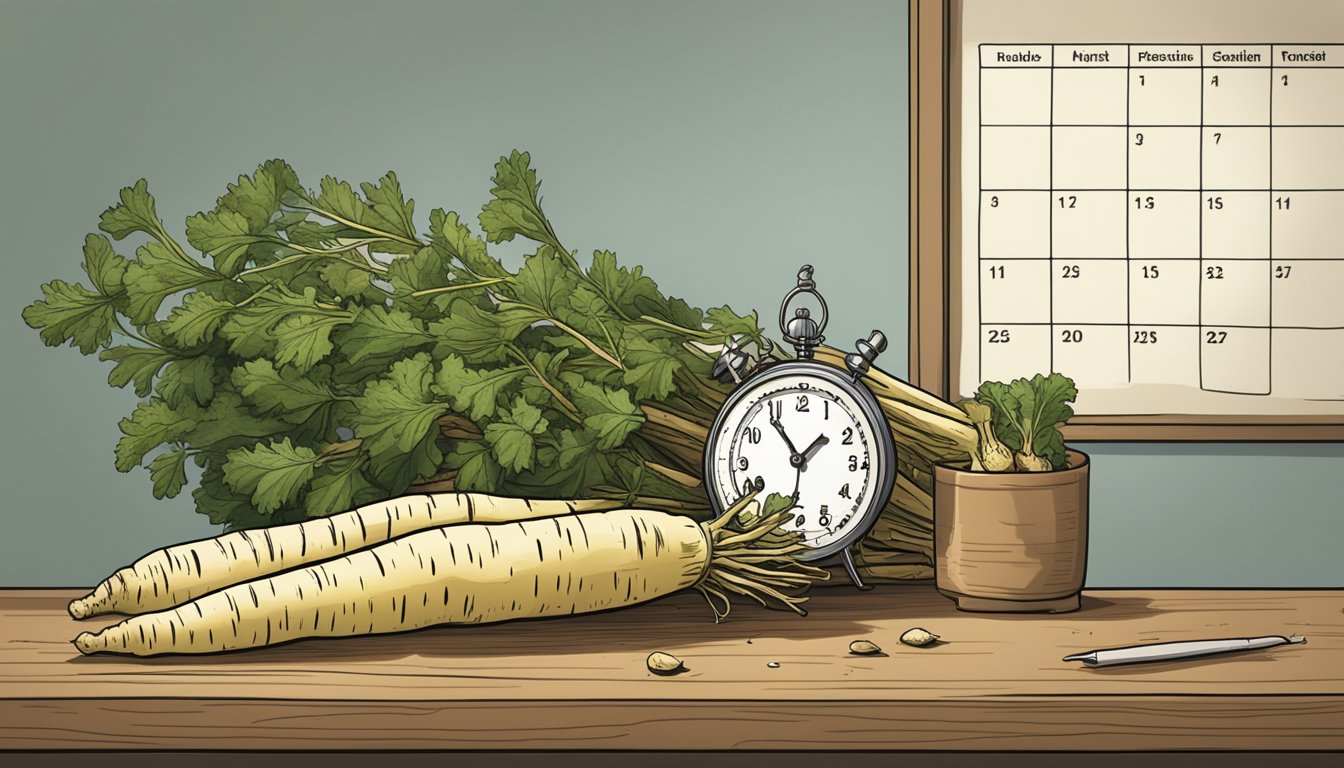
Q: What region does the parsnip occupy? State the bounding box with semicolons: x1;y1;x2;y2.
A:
74;501;827;656
68;492;621;619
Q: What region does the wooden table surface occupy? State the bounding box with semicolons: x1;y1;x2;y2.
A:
2;585;1341;751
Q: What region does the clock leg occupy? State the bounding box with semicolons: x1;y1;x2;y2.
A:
841;548;874;591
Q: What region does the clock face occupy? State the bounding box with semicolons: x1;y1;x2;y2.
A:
705;365;889;556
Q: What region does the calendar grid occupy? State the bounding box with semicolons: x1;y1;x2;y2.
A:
1267;49;1275;395
1125;54;1132;381
1197;45;1205;391
1047;60;1055;374
977;56;984;385
975;43;1344;400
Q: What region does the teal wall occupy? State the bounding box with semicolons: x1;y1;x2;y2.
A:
1;0;1339;587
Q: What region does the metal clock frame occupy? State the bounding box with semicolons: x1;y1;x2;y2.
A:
703;360;897;580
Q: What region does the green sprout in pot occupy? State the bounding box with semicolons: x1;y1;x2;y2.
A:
971;373;1077;473
959;399;1013;472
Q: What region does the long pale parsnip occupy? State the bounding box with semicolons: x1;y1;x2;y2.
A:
68;492;621;620
74;502;826;656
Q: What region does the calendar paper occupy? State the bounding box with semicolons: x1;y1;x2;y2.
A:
958;0;1344;416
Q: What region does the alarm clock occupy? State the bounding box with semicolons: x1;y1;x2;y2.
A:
703;265;896;589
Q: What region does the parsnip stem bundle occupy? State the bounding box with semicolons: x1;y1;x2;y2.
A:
74;498;826;656
69;493;621;619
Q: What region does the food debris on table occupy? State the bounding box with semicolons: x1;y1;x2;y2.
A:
848;639;884;655
900;627;940;647
647;652;686;676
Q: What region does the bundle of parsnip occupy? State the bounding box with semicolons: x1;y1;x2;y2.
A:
24;151;975;583
72;490;824;656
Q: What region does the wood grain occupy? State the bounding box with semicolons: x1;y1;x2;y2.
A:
2;586;1341;750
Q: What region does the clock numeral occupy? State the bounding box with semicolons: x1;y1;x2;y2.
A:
746;427;761;444
848;455;858;471
838;483;851;499
841;427;854;445
737;456;749;471
823;400;829;420
769;400;782;419
819;506;832;527
794;514;805;527
796;395;810;412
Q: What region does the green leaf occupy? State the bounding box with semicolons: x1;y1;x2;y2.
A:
561;282;620;340
285;219;353;248
233;359;342;424
219;286;335;358
705;305;762;344
319;260;380;302
562;373;644;449
157;356;217;408
761;492;800;518
479;150;555;246
161;292;234;347
433;355;525;422
124;241;221;324
22;279;119;354
484;396;549;472
186;208;266;276
429;299;534;364
608;452;697;503
1034;423;1068;470
360;171;418;245
218;159;299;230
149;449;189;499
514;348;571;408
621;332;683;400
366;429;442;494
975;379;1020;441
304;174;418;250
186;390;289;450
586;250;661;319
507;248;574;316
1013;373;1076;466
271;312;348;372
351;353;449;457
101;345;175;397
429;208;509;279
336;305;434;365
81;234;129;297
386;245;452;299
304;456;375;518
115;398;197;472
445;440;502;493
222;438;319;515
99;179;163;240
194;465;270;529
525;428;611;498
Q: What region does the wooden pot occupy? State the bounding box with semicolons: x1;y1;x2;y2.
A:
933;449;1089;613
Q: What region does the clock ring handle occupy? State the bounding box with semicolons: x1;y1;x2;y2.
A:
779;264;829;359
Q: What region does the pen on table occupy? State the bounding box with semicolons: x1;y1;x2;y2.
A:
1063;635;1307;668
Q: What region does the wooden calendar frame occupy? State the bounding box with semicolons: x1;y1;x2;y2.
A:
907;0;1344;441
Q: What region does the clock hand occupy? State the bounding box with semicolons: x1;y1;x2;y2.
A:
798;434;829;470
769;416;804;465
